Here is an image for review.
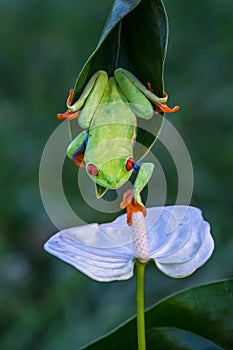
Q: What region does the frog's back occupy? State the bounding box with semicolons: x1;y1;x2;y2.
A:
90;77;136;128
86;78;136;160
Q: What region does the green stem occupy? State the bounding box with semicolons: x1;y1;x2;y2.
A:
136;260;146;350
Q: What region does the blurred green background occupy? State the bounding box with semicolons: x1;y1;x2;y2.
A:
0;0;232;349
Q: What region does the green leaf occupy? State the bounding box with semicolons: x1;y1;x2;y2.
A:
135;114;163;160
72;0;168;102
80;279;233;349
147;327;225;350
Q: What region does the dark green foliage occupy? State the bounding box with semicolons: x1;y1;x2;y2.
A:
82;279;233;349
72;0;167;102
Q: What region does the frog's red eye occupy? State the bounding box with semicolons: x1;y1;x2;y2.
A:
126;158;135;171
87;163;98;176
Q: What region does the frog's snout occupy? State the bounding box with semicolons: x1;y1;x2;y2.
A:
107;176;120;186
97;158;131;189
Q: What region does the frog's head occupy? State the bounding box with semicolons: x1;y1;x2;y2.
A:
86;157;135;189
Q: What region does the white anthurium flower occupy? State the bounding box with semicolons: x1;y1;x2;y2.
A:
44;206;214;282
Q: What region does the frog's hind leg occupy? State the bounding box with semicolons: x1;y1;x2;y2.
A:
57;90;81;120
57;71;108;122
67;130;88;167
114;68;154;119
114;68;179;115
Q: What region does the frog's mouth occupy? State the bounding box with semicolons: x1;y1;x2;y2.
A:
95;173;129;190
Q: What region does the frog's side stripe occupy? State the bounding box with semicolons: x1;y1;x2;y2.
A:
67;131;89;168
71;134;88;159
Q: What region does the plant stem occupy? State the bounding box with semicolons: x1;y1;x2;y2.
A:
136;260;146;350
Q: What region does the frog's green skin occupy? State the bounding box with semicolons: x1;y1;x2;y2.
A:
67;68;166;206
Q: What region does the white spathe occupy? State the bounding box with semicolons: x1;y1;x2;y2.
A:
44;206;214;282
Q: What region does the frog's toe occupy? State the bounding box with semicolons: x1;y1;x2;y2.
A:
57;109;80;120
120;188;134;209
120;188;146;226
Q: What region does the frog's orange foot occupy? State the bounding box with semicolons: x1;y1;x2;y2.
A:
120;188;146;226
57;89;81;120
146;84;180;114
154;102;180;114
153;92;180;114
57;109;80;120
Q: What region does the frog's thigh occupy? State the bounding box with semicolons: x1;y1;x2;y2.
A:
115;68;166;104
114;69;153;119
69;71;107;112
78;71;108;129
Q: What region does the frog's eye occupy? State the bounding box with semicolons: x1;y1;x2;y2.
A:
87;163;98;176
126;158;135;171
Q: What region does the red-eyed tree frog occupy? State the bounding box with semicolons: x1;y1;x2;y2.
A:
58;68;179;224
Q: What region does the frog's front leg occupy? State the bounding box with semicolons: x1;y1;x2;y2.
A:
120;162;154;225
133;163;155;206
67;130;88;167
